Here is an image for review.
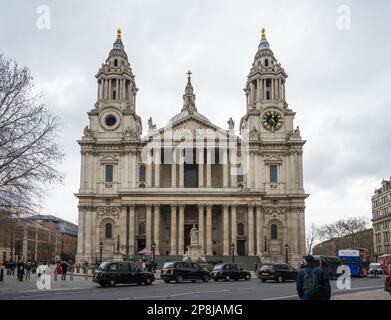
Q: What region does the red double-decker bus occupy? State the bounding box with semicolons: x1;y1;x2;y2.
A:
377;254;391;274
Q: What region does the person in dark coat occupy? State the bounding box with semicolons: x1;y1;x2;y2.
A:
16;261;25;281
61;261;68;280
296;255;331;300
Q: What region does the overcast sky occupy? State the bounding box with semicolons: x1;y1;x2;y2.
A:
1;0;390;227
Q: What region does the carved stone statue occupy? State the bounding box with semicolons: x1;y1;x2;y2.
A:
190;224;199;245
228;117;235;130
83;126;93;138
148;117;156;130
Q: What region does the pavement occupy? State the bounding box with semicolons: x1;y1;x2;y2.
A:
0;271;388;300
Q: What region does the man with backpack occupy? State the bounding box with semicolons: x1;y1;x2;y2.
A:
296;255;331;300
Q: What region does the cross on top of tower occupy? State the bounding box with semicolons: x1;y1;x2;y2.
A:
187;70;192;79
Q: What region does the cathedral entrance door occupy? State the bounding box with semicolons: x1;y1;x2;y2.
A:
237;240;246;256
137;239;146;252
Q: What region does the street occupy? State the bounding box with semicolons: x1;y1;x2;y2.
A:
0;272;387;300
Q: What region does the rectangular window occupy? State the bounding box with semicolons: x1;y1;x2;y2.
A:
105;165;113;182
270;165;278;183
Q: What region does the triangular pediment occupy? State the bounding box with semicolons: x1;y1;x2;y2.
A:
264;155;283;164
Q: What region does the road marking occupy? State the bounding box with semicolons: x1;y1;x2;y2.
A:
238;287;255;290
264;294;298;300
131;289;231;300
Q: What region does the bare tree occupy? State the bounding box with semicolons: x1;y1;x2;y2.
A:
318;217;370;240
305;223;321;255
0;53;64;216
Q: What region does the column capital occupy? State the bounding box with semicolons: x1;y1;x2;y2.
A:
152;203;160;208
197;204;205;210
170;202;178;208
178;204;185;210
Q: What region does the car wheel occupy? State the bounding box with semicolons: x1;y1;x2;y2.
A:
164;279;170;284
108;279;116;287
99;282;107;288
175;275;183;283
277;276;284;283
245;274;251;281
214;278;219;282
144;278;152;285
225;275;231;281
192;280;196;283
202;274;210;282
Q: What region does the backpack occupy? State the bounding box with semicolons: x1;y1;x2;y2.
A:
302;268;322;298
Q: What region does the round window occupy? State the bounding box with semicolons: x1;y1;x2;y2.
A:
105;115;117;127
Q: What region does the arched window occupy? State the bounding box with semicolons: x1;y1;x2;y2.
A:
105;223;112;239
138;223;145;235
271;224;278;240
139;165;146;182
114;59;118;67
237;223;245;236
265;59;269;66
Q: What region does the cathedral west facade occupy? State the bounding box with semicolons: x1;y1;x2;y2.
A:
75;29;308;265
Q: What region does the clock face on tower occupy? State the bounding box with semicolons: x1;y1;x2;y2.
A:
262;110;284;132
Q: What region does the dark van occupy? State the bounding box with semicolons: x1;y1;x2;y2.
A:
93;261;155;287
313;255;342;280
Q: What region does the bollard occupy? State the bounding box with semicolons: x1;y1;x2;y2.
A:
54;271;57;281
84;267;88;280
0;266;4;282
70;266;74;281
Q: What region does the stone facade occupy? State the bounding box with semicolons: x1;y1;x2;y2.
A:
75;29;308;265
372;178;391;257
313;228;374;260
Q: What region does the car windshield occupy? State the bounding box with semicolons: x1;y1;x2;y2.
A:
163;262;175;269
369;264;381;269
213;264;224;271
260;265;272;271
98;262;110;271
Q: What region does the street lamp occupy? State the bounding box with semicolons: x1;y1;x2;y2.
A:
285;244;288;264
152;242;156;272
231;242;235;264
99;241;103;264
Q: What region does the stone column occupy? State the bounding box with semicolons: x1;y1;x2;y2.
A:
170;204;177;255
171;148;176;188
146;205;152;249
198;205;205;252
223;205;229;256
263;79;267;101
231;205;237;255
256;206;263;256
153;204;160;255
223;149;229;188
248;205;254;256
131;151;137;188
206;205;213;256
34;227;38;261
206;148;212;188
178;205;185;255
247;151;253;189
77;207;85;257
198;148;204;188
84;209;92;257
154;149;160;188
179;151;184;188
128;205;135;254
120;206;127;253
271;79;275;100
108;79;112;99
254;151;259;189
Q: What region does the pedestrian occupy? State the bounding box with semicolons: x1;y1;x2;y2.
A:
385;265;391;297
16;261;25;281
296;255;331;300
55;262;62;276
10;261;15;275
141;260;146;271
25;260;32;280
61;261;68;280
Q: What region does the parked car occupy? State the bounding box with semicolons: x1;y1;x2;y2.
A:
211;263;251;281
93;261;155;287
161;261;210;283
368;263;383;277
313;255;342;280
258;263;297;283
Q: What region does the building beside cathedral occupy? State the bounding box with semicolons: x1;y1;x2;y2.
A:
75;29;308;265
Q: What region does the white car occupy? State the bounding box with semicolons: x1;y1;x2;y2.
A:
368;263;383;276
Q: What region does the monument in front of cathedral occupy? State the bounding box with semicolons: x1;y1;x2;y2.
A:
75;28;308;266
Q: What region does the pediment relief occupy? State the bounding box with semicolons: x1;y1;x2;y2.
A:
99;154;119;164
97;206;120;217
264;155;283;165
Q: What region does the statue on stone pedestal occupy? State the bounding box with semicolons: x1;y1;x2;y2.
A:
190;224;199;245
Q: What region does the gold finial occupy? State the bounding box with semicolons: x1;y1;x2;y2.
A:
261;28;266;40
117;28;122;40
